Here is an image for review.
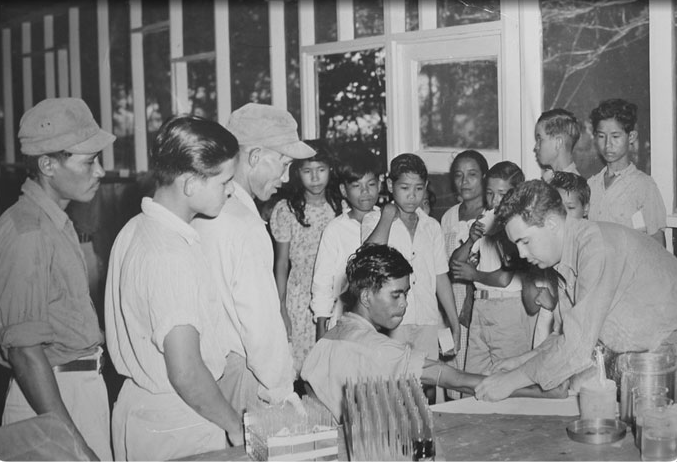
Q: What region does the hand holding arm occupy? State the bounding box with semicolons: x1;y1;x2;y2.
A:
364;203;399;244
474;368;534;402
450;220;485;268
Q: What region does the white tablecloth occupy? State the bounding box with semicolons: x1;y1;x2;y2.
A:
431;395;580;416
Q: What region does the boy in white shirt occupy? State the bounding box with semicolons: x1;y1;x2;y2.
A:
311;147;382;340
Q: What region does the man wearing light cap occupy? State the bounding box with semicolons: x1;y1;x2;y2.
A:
193;103;314;413
0;98;115;459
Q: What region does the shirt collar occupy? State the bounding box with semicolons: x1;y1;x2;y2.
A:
554;214;579;279
231;181;261;218
21;178;70;230
343;312;378;333
604;162;636;178
141;197;200;245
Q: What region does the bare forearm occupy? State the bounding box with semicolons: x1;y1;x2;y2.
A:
9;346;95;456
364;215;394;244
474;269;513;287
169;363;242;436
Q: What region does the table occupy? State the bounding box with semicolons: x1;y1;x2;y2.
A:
180;396;641;461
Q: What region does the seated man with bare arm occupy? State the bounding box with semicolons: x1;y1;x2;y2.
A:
301;243;567;421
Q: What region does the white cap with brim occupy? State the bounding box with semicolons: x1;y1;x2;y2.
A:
226;103;315;160
19;97;116;156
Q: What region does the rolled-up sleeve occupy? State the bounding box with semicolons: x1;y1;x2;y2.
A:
0;229;54;357
148;253;203;352
520;231;614;389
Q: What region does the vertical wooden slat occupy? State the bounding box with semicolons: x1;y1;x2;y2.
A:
97;0;114;169
269;0;287;109
215;0;231;124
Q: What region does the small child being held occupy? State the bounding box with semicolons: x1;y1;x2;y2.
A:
450;161;532;375
311;146;382;340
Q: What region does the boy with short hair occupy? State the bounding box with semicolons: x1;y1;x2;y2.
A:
587;98;666;246
311;147;382;340
362;154;461;384
550;171;590;219
534;108;581;182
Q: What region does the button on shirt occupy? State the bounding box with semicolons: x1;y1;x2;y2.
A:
301;312;427;420
361;209;449;326
311;208;377;323
588;163;666;235
519;216;677;390
0;179;102;367
105;198;230;394
192;182;295;403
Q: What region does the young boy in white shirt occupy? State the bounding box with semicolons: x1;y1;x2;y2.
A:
311;147;382;340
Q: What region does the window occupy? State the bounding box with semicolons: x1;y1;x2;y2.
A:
540;0;650;179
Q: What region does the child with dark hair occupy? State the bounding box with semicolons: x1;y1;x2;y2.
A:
106;115;243;459
450;161;532;375
362;153;461;402
550;171;590;219
533;108;581;181
311;147;382;340
301;244;568;420
271;140;343;373
587;98;666;246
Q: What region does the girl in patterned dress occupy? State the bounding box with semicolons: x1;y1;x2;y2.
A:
271;140;343;374
440;150;489;391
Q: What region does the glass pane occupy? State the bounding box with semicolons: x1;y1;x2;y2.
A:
142;0;168;25
406;0;419;31
285;0;301;131
54;12;68;49
188;60;217;120
419;59;498;150
183;0;214;55
541;0;649;179
110;0;134;171
437;0;500;27
316;48;387;172
143;30;171;143
32;20;45;104
315;0;337;44
229;0;271;109
354;0;383;38
81;3;100;122
12;26;23;148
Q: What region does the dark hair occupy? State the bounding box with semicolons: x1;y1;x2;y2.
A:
336;145;382;185
23;151;73;180
388;153;428;183
486;161;525;189
590;98;637;134
150;115;239;187
550;171;590;207
537;108;581;149
495;180;566;228
449;149;489;195
285;139;343;227
344;243;413;310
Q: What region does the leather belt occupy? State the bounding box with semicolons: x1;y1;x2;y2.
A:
475;289;521;300
53;355;104;374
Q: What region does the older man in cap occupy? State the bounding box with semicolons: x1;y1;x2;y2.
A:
0;98;115;460
193;103;314;413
